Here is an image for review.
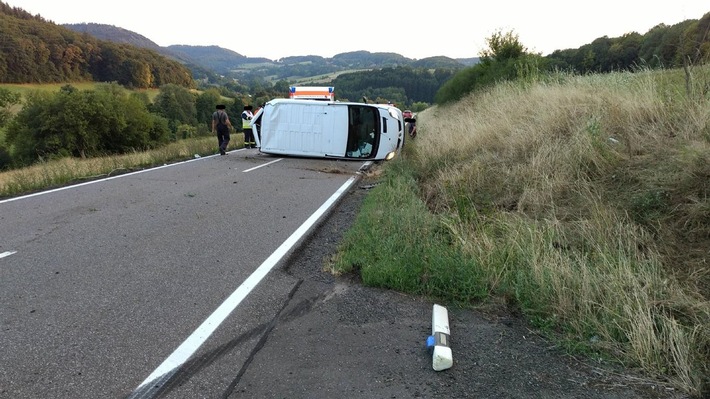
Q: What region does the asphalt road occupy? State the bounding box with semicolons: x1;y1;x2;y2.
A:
0;149;370;398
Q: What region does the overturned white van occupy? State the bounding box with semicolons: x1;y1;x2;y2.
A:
250;98;405;161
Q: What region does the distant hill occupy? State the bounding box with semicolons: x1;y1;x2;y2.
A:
62;23;477;81
455;58;480;67
64;23;161;51
413;56;473;69
0;5;193;87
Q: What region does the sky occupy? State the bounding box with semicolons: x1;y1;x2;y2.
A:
7;1;710;60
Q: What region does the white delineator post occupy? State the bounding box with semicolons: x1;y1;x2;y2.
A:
427;304;453;371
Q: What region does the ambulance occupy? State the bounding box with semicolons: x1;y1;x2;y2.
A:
250;97;405;161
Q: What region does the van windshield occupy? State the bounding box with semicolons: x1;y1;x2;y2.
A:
346;105;379;158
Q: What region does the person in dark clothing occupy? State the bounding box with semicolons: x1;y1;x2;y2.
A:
212;104;233;155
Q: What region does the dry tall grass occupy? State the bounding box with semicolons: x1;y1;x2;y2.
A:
408;68;709;396
0;136;238;198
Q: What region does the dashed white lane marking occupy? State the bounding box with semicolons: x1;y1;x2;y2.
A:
243;158;282;173
0;251;17;258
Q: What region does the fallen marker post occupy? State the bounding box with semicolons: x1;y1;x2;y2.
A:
426;303;453;371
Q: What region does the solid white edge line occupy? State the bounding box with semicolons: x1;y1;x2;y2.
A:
0;156;215;205
135;175;358;390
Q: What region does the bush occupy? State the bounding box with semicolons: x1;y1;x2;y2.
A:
4;83;164;165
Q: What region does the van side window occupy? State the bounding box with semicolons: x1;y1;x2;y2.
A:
347;105;379;158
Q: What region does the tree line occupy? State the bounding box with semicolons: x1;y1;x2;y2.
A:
0;83;248;168
436;12;710;104
331;66;458;107
0;2;193;88
546;12;710;73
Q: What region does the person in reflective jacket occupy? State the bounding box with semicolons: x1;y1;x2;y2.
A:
241;105;255;148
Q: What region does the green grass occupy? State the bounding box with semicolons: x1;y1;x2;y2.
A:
0;83;161;101
329;66;710;398
329;161;489;303
290;69;370;85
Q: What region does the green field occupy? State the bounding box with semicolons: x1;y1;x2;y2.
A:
0;82;161;101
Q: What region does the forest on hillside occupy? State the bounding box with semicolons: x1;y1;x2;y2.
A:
61;23;473;77
546;12;710;72
4;0;708;107
0;2;194;88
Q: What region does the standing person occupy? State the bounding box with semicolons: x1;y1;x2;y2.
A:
241;105;255;148
403;109;417;138
212;104;232;155
251;103;264;145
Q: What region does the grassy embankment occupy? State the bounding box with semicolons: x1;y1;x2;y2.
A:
330;67;710;397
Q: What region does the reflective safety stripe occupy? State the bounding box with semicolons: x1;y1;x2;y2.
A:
242;110;253;129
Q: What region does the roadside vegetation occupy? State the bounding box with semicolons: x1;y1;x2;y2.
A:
0;82;249;173
330;66;710;397
0;136;239;198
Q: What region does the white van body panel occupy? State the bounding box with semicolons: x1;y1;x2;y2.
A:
252;98;404;161
258;100;348;157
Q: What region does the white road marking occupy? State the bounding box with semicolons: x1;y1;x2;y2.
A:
0;156;212;205
0;251;17;258
243;158;282;173
133;175;358;392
